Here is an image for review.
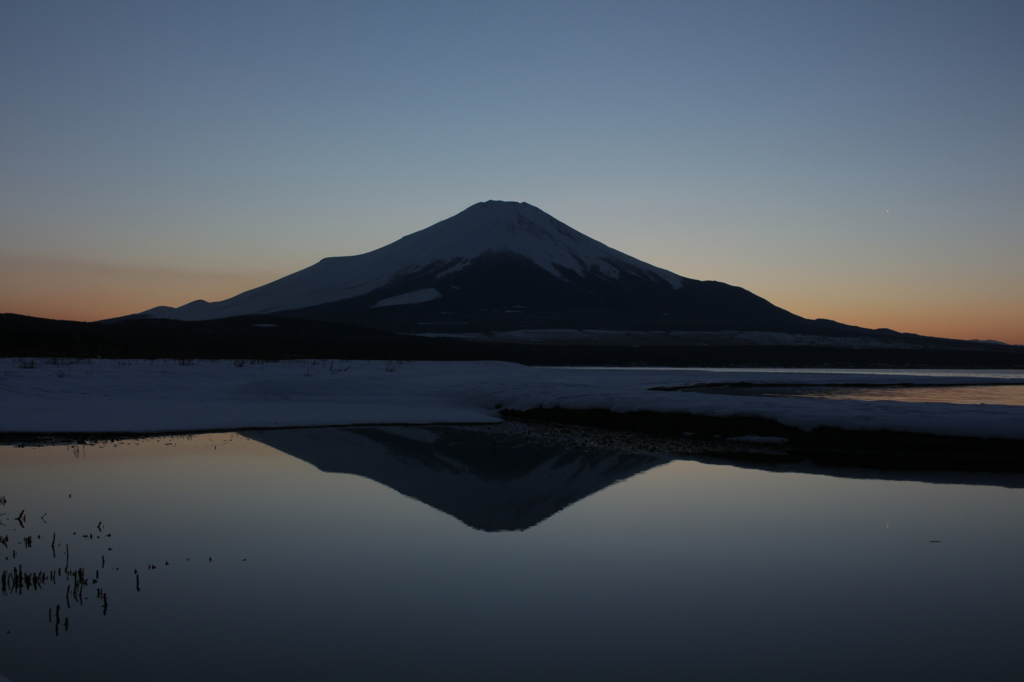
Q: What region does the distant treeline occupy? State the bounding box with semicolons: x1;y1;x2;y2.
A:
2;313;1023;369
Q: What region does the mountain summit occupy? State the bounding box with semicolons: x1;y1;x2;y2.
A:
138;200;844;335
366;200;684;285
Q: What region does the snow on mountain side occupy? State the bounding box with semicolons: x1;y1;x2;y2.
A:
141;201;685;322
372;288;442;308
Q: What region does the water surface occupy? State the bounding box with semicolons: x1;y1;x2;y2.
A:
2;426;1023;681
689;383;1024;406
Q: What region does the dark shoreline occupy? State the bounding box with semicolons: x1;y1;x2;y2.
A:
501;408;1024;473
4;312;1023;369
3;408;1023;475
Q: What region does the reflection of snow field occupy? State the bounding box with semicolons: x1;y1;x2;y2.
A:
2;359;1023;439
760;384;1024;406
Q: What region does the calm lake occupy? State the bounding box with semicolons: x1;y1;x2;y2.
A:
3;424;1024;681
685;383;1024;406
581;366;1024;406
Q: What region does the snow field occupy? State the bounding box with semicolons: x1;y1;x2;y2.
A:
2;359;1023;439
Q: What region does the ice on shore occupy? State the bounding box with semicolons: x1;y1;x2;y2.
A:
2;359;1023;439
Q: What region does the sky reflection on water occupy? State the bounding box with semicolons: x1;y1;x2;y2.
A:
2;427;1023;682
697;383;1024;406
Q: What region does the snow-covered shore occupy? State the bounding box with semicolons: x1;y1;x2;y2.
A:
2;359;1023;439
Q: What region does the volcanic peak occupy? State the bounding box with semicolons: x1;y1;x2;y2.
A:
138;200;684;321
346;199;677;284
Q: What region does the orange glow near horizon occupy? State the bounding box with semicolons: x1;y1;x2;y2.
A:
790;304;1024;346
760;283;1024;346
0;256;279;324
4;2;1023;354
2;255;1022;346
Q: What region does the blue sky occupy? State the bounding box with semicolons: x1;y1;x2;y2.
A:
2;0;1022;342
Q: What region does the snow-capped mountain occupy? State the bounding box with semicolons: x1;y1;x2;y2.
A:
137;200;853;335
142;201;681;319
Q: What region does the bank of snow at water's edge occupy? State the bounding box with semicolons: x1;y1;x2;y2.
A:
1;360;1023;439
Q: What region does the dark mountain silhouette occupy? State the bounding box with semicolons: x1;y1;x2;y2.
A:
132;200;868;336
242;425;665;532
8;201;1020;365
241;425;1024;535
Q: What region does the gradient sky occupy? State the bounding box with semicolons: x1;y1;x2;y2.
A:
2;0;1022;343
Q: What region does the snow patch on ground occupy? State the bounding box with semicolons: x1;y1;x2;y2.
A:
413;329;926;348
2;360;1023;440
372;288;442;308
728;435;790;445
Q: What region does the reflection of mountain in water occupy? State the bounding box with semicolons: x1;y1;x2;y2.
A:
242;426;665;532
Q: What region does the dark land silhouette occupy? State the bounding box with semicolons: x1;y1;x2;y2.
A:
3;311;1022;368
5;202;1022;367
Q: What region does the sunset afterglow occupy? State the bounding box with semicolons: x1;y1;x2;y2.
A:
2;2;1021;343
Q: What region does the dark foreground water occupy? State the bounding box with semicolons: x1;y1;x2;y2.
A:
2;425;1024;682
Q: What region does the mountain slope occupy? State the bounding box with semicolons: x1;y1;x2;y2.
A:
134;200;862;335
141;201;678;319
